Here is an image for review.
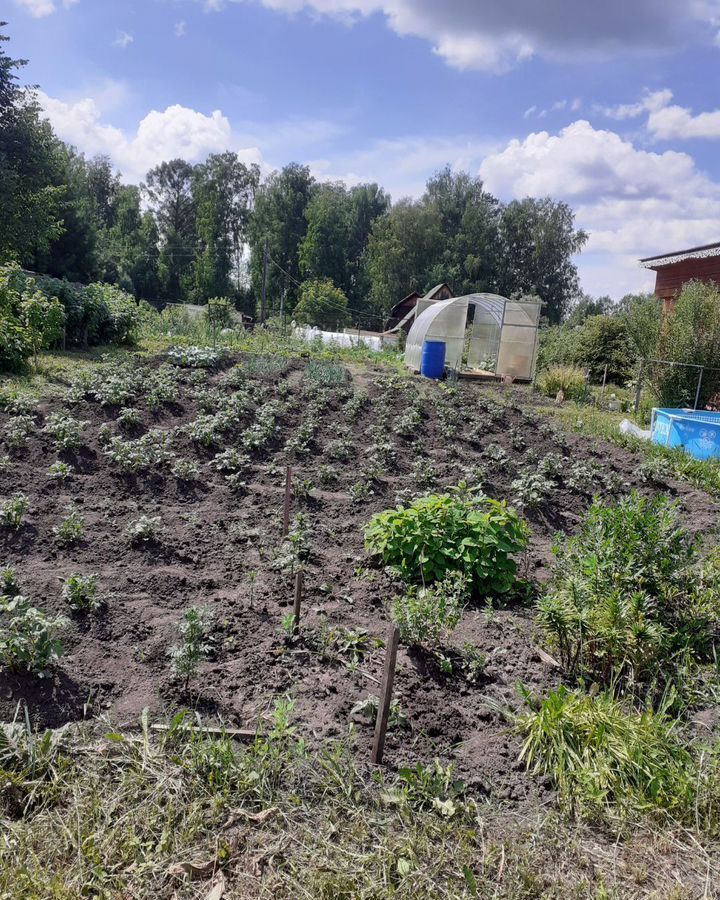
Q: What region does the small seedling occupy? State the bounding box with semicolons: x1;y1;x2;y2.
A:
61;573;101;613
281;612;296;638
0;565;20;596
126;515;162;545
1;494;28;529
53;507;85;546
170;606;213;689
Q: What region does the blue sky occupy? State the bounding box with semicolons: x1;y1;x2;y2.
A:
8;0;720;298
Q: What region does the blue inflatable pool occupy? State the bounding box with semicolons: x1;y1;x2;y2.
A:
651;408;720;461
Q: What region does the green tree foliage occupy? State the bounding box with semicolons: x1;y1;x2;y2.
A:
191;152;260;303
0;25;64;263
19;288;64;368
293;278;350;330
652;281;720;407
144;158;196;301
617;292;662;360
496;197;588;324
249;163;315;316
572;315;636;383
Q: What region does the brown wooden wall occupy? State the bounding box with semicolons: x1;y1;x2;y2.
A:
653;256;720;312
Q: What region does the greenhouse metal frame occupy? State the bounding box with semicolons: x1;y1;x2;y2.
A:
404;293;542;381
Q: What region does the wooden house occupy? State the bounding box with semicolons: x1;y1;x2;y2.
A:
640;242;720;313
384;283;453;333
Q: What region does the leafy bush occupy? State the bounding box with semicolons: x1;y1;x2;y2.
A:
572;315;636;383
518;686;693;823
61;574;101;613
652;281;720;408
535;365;587;401
0;595;66;675
365;493;528;596
536;494;719;691
392;572;467;647
294;278;349;330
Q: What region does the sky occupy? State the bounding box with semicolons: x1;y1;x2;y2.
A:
7;0;720;299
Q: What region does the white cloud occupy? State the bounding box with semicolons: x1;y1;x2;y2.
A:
479;120;720;297
175;20;187;37
596;89;673;120
15;0;57;17
15;0;78;16
113;31;134;49
37;92;263;183
648;102;720;140
203;0;720;71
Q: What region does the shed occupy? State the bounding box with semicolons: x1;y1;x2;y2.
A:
640;242;720;313
384;283;454;333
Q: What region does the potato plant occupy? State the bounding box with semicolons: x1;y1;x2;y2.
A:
3;415;35;449
1;494;28;529
116;407;141;431
62;574;101;613
42;413;89;451
126;515;162;545
53;507;84;546
0;595;66;676
47;461;74;481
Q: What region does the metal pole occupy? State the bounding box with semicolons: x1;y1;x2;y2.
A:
694;367;704;410
634;359;644;415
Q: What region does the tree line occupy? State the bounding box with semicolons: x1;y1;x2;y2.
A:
1;24;588;326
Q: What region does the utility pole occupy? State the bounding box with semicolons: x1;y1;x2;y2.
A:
260;237;269;325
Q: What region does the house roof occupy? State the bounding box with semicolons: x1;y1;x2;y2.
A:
640;241;720;269
423;283;452;298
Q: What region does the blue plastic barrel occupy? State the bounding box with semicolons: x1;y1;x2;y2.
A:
420;340;446;379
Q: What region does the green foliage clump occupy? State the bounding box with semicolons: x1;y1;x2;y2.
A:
535;365;587;401
53;507;84;546
536;493;720;691
294;278;350;330
1;494;28;529
61;574;101;613
170;606;213;689
518;686;693;823
653;280;720;407
392;572;467;648
365;493;528;596
0;595;66;676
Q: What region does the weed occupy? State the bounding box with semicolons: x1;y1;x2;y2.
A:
398;760;466;816
392;572;467;648
350;694;408;728
170;606;213;689
126;515;162;545
0;595;66;675
460;642;487;684
53;507;84;546
1;494;28;529
536;365;588;401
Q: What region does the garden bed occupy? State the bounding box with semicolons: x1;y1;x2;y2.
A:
1;351;718;809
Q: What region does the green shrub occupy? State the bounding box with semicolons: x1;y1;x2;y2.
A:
518;686;693;823
0;312;33;372
0;595;66;675
170;607;213;689
365;493;528;596
392;572;467;647
294;278;350;330
536;494;719;690
572;315;636;383
535;365;587;401
652;280;720;408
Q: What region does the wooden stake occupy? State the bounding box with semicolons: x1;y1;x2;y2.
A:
283;465;293;535
371;624;400;765
293;569;303;634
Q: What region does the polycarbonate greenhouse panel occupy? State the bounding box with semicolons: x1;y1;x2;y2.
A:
405;297;469;371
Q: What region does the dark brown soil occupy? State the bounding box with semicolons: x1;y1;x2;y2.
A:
1;354;718;808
